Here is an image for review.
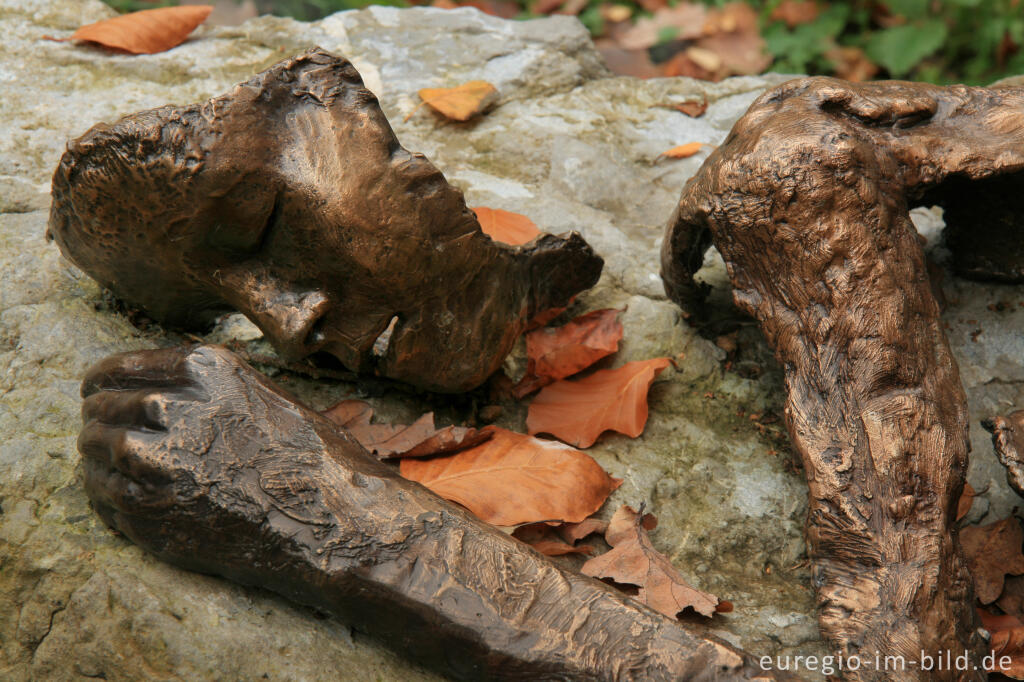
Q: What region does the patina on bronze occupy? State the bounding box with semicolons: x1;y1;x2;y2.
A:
47;48;602;394
659;77;1024;679
79;344;789;681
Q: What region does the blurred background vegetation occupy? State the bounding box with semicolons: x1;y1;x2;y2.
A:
103;0;1024;85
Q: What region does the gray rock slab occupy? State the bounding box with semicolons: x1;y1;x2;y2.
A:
3;1;1021;680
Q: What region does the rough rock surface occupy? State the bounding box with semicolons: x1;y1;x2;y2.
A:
1;1;1020;679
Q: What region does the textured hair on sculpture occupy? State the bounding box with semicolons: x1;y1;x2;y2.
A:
47;48;603;393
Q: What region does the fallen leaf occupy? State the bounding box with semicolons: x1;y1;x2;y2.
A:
673;97;708;117
957;482;976;522
659;142;705;160
595;43;662;79
400;427;622;526
961;517;1024;604
979;606;1024;632
322;399;491;459
661;52;717;80
525;308;623;382
693;3;771;78
512;522;594;556
601;3;634;22
989;626;1024;677
1000;575;1024;617
558;517;609;544
825;46;880;82
582;505;720;618
412;81;499;122
45;6;212;55
472;207;542;246
617;3;706;50
527;358;672;447
769;0;819;28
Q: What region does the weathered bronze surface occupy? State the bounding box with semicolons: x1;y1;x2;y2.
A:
660;77;1024;679
47;48;602;393
79;344;790;681
984;411;1024;498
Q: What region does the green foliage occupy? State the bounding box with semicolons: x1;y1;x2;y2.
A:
763;4;847;74
865;20;947;77
761;0;1024;84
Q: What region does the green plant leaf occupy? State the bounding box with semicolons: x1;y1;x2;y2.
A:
865;20;948;77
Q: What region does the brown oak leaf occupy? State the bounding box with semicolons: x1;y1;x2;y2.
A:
582;505;720;618
961;517;1024;604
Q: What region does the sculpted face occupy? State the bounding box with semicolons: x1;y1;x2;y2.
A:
48;48;602;392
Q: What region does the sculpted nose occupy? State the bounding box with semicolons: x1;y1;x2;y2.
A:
246;289;331;359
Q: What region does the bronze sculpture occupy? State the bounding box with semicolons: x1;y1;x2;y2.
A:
78;343;782;680
51;42;1024;678
660;77;1024;678
47;48;602;394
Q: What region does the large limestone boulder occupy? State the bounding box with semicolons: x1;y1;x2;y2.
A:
2;1;1021;679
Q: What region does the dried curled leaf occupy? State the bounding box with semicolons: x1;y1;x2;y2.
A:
582;505;720;618
659;142;705;159
956;482;976;522
47;6;212;55
527;358;672;448
514;308;623;397
322;399;490;459
472;207;542;246
558;517;609;545
512;523;594;556
400;427;621;526
989;625;1024;678
416;81;499;121
673;98;709;118
961;517;1024;604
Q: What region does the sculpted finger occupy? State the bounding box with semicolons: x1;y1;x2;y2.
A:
79;423;169;485
82;385;183;428
81;346;195;398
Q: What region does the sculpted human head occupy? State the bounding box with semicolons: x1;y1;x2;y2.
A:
48;48;602;392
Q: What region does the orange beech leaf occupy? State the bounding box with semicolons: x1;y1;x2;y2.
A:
399;427;621;526
472;207;542;246
957;482;976;522
659;142;705;159
582;505;720;618
45;6;212;55
989;625;1024;677
413;81;499;121
512;522;594;556
322;399;490;459
961;517;1024;604
526;308;623;381
527;358;672;448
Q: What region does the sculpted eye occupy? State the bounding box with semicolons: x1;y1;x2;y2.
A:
206;191;281;254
